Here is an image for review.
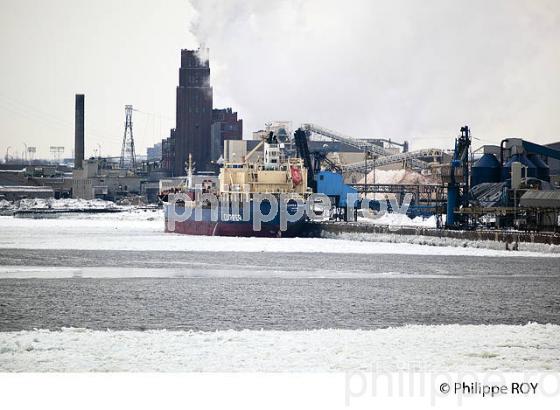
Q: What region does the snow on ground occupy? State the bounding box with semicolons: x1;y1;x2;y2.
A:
0;199;10;209
0;324;557;372
0;198;123;212
358;213;438;228
7;198;120;210
20;198;120;210
0;213;558;257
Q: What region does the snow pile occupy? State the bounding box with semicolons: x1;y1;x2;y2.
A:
359;169;437;185
16;198;120;211
358;213;438;228
0;324;557;372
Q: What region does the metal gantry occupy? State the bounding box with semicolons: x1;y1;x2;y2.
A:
351;183;446;205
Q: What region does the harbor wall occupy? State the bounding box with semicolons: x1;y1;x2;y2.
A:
303;221;560;246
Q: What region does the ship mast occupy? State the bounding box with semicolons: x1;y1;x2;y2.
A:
186;153;193;189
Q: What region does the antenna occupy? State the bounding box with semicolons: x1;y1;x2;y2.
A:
119;105;136;170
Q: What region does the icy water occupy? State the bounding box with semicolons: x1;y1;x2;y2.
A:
1;249;559;331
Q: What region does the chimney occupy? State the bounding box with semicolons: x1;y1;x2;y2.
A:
74;94;85;169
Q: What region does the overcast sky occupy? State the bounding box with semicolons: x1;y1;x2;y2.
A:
1;0;559;160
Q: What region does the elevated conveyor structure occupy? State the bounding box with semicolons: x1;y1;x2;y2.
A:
343;148;443;172
301;123;431;170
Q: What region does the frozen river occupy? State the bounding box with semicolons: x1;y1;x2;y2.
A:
0;211;559;371
0;249;559;331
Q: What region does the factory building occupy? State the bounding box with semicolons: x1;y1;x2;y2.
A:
162;129;176;172
72;158;141;200
147;142;162;161
72;159;144;201
161;48;243;176
0;165;73;199
0;185;55;201
69;94;146;201
211;108;243;164
172;48;213;176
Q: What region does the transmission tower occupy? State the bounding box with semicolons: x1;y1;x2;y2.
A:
27;147;36;162
50;146;64;163
119;105;136;170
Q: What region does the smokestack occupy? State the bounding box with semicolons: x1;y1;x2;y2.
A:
74;94;85;169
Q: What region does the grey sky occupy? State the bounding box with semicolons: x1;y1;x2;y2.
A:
1;0;559;160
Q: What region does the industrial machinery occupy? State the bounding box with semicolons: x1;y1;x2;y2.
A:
445;126;471;228
301;123;434;170
452;134;560;230
294;127;443;220
294;128;316;191
294;122;560;232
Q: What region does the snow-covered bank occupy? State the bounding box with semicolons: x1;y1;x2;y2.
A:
0;198;122;212
326;231;560;254
0;324;557;372
1;215;558;257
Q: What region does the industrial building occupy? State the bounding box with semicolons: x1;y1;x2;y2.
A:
4;47;558;235
211;108;243;164
171;48;213;176
0;164;73;199
72;158;141;200
0;185;54;201
228;123;559;232
453;136;560;231
545;141;560;186
69;94;162;202
147;143;162;161
161;48;243;176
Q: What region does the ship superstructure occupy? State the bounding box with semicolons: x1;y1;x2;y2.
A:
164;132;311;237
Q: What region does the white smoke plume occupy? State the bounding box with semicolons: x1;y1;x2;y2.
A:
188;0;560;148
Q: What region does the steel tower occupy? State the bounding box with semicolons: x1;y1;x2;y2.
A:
119;105;136;170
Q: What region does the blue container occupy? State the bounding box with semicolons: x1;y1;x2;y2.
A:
527;154;550;182
471;153;501;187
501;153;537;181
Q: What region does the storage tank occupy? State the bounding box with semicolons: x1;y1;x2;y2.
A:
501;153;536;181
527;154;550;182
471;153;501;186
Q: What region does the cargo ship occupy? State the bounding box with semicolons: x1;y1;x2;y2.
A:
162;133;311;237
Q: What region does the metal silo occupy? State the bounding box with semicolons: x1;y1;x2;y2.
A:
471;153;501;187
501;153;537;181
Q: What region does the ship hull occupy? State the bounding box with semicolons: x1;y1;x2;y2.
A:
164;202;307;238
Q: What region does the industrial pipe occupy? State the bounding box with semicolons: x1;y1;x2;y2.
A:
499;139;508;166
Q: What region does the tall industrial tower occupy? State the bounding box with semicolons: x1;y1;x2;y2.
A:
119;105;136;170
173;48;213;176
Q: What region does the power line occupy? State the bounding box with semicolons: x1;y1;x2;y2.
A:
0;93;119;144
